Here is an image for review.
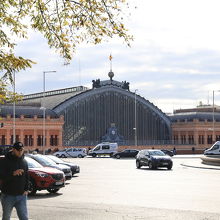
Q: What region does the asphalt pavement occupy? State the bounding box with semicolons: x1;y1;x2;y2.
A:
1;154;220;220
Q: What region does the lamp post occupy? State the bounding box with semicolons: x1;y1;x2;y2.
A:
212;90;220;144
42;71;56;154
134;89;138;146
13;72;16;143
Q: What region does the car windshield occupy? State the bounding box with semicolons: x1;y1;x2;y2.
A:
25;157;43;168
211;145;220;150
149;150;166;156
33;155;57;166
47;155;63;163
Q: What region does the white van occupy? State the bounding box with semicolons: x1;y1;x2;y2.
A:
88;142;118;157
204;141;220;155
54;148;87;158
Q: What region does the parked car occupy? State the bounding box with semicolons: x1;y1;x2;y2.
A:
136;149;173;170
46;155;80;176
113;149;139;159
161;149;174;157
26;154;72;180
54;148;87;158
25;156;65;195
204;141;220;155
88;142;118;157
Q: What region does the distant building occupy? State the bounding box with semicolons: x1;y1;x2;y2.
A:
0;105;64;152
170;104;220;151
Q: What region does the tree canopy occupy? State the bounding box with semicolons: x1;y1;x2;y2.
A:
0;0;132;82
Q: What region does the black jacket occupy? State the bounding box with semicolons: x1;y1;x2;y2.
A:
0;151;29;195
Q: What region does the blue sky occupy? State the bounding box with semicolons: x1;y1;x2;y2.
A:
10;0;220;113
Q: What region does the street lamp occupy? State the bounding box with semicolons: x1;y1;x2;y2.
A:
134;89;138;146
212;90;220;143
13;72;16;143
42;71;56;154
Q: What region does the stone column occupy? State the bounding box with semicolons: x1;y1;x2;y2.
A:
20;129;24;144
33;129;37;149
58;130;63;147
46;130;50;149
177;131;181;145
194;130;198;147
6;129;10;145
204;131;207;145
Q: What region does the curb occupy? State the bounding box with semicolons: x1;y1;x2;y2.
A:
180;163;220;170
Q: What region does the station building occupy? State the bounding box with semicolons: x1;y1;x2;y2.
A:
0;73;171;151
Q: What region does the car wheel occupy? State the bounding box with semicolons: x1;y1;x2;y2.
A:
47;188;60;193
61;154;66;158
78;154;83;158
136;160;141;169
28;179;37;196
92;153;96;158
148;161;154;170
109;153;114;157
116;155;120;159
167;164;173;170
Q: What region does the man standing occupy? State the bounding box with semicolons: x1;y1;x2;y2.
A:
0;142;29;220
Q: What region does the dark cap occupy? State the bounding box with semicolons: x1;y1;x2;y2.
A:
12;142;24;151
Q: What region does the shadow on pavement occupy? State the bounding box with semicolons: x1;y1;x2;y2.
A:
28;192;62;200
136;167;173;171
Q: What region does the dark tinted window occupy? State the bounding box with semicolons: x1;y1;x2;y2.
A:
102;145;110;150
149;150;165;156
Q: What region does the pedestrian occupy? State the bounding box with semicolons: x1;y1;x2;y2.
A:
87;147;91;154
173;147;176;155
0;142;29;220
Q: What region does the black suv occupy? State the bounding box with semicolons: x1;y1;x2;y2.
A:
136;149;173;170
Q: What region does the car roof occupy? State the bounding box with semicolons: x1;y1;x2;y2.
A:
140;149;162;152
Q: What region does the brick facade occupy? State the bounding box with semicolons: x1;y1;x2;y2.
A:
0;114;64;153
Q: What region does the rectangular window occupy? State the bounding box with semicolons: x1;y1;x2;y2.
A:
188;135;194;144
207;135;212;144
37;135;43;146
24;135;28;146
0;135;5;145
198;135;204;144
50;135;58;146
24;135;33;146
173;135;178;144
181;135;186;144
216;135;220;141
10;135;19;144
102;145;110;150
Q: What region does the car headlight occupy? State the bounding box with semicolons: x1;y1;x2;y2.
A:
35;172;49;178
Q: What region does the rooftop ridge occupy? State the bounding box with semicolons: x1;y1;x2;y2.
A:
23;86;88;100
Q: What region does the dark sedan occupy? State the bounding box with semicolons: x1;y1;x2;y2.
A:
136;149;173;170
46;155;80;176
113;149;139;159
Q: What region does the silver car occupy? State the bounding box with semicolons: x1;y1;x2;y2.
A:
53;148;87;158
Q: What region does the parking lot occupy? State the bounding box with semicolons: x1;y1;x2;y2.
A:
1;156;220;219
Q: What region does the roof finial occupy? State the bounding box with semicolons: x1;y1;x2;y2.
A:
109;54;113;71
108;54;114;82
